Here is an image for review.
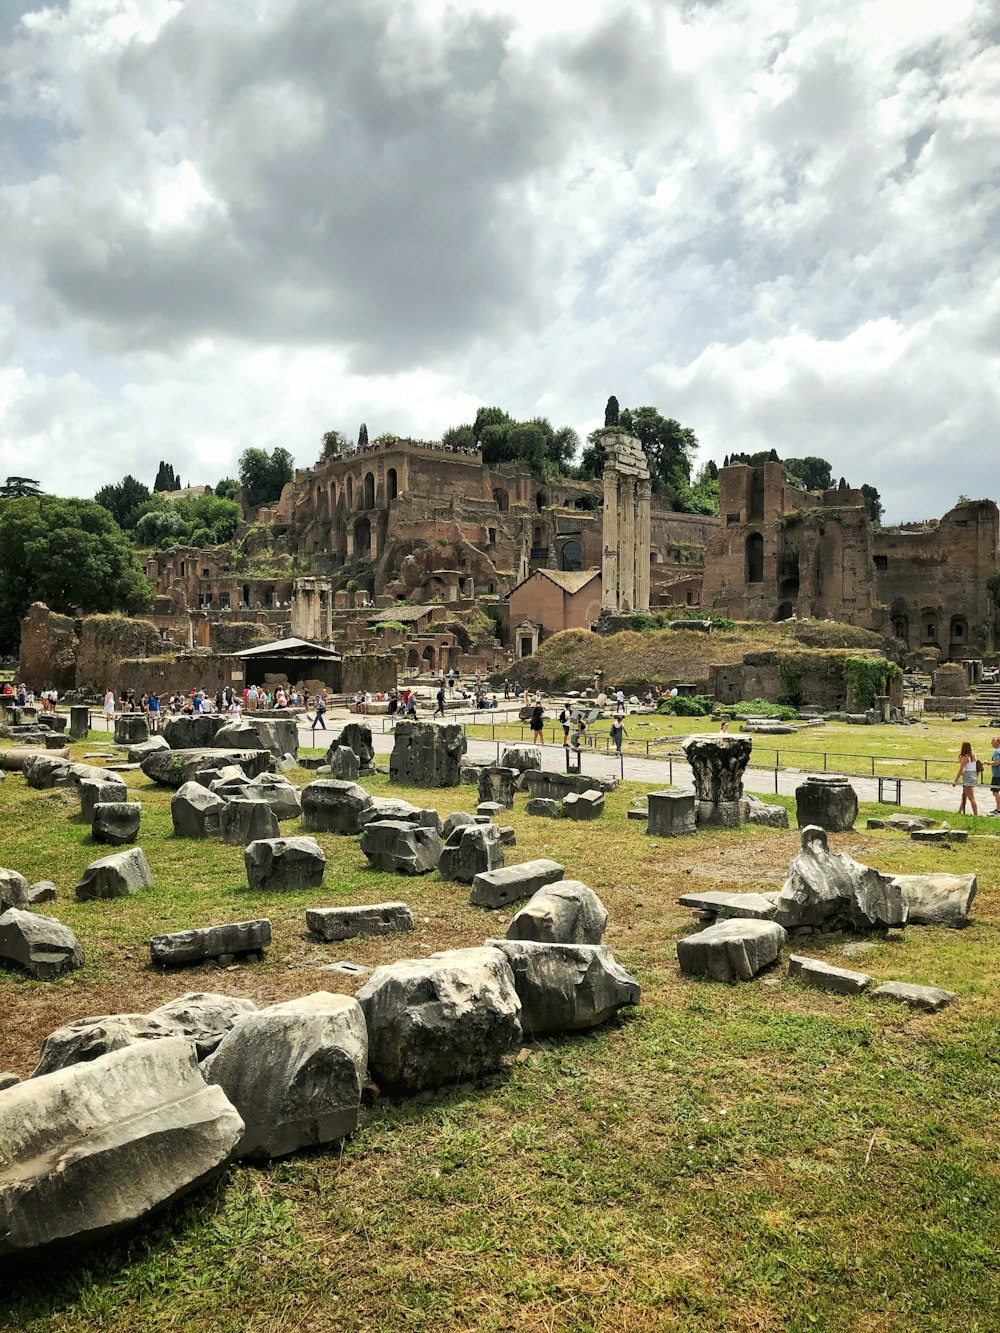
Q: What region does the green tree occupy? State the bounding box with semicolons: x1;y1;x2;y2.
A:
214;477;239;501
321;431;346;461
861;483;884;526
94;475;152;531
153;461;180;492
676;462;721;516
618;406;698;502
238;447;295;508
0;496;151;652
357;423;369;449
604;396;619;427
0;477;42;499
784;456;833;491
441;424;476;450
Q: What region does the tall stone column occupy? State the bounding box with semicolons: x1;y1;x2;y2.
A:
602;469;620;610
637;479;652;612
620;477;636;612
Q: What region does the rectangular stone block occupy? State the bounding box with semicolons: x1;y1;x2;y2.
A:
150;919;271;965
677;891;776;921
469;859;565;910
787;954;872;995
306;903;414;942
647;789;696;837
870;981;957;1012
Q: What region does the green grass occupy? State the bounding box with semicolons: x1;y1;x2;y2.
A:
2;738;1000;1331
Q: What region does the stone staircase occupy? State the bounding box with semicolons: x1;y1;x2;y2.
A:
969;685;1000;718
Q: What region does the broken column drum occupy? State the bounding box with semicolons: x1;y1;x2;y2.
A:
795;774;858;832
681;735;752;827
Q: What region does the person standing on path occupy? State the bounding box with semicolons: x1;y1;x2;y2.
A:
558;704;571;747
530;700;545;746
434;685;446;718
103;688;116;727
312;693;327;732
990;736;1000;814
953;740;980;815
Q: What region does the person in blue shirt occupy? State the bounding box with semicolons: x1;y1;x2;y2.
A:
990;735;1000;814
147;692;161;732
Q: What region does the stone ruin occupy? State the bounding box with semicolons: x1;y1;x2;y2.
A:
389;720;466;788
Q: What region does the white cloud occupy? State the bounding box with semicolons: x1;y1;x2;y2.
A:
0;0;996;523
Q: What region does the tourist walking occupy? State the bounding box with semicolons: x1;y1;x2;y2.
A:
311;693;327;732
558;703;571;747
953;740;980;815
103;688;116;727
529;699;545;745
610;714;626;755
434;685;446;718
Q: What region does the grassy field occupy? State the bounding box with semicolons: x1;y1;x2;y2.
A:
2;736;1000;1331
463;712;994;784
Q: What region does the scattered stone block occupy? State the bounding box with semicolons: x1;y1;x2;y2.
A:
866;814;935;832
78;776;128;820
326;722;375;774
68;705;91;740
0;908;84;980
32;993;259;1076
439;822;504;883
461;765;484;785
627;808;647;821
563;789;605;820
0;1039;243;1256
127;735;170;763
306;902;414;942
487;939;640;1034
162;714;224;749
646;789;696;836
389;720;466;787
360;820;441;875
890;873;976;927
477;801;504;817
150;919;272;966
498;826;517;846
141;747;273;788
524;770;617;802
677;919;787;983
442;811;477;839
23;881;58;908
327;746;361;780
171;781;226;838
215;717;298;762
219;798;279;847
795;774;858;832
741;793;790;828
91;801;141;846
870;981;957;1013
242;774;303;821
75;847;153;901
506;880;608;945
301;779;374;835
469;858;565;910
202;993;367;1160
245;837;327;891
21;754;73;789
772;826;906;932
526;797;560;818
787;954;872;995
0;869;29;913
676;890;777;920
356;946;522;1090
357;797;441;831
911;827;968;844
113;714;149;746
499;745;542;773
478;767;520;809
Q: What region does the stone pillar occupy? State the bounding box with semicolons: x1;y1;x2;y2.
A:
620;477;636;612
69;705;91;740
681;735;752;827
602;469;619;611
637;480;651;613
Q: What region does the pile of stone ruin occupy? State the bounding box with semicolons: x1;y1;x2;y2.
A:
0;721;972;1258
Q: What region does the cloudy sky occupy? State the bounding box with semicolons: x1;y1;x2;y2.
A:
0;0;997;522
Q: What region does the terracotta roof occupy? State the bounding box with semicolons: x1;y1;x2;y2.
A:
227;637;341;659
367;605;436;623
516;568;601;595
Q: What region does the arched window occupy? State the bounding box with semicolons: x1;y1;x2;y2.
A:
745;533;764;584
536;491;547;512
492;488;509;513
892;615;909;642
560;540;582;571
363;472;375;508
422;644;436;670
950;616;968;644
387;468;398;501
354;517;371;559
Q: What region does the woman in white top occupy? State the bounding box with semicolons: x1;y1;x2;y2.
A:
103;689;115;719
953;741;979;815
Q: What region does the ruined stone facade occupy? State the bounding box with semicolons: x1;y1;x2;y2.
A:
600;431;652;614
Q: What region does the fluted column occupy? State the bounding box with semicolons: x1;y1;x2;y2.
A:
620;477;635;611
637;479;652;612
602;468;619;610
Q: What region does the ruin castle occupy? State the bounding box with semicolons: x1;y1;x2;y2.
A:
19;440;999;694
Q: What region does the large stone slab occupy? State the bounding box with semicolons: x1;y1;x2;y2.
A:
389;720;467;787
788;954;872;995
75;847;153;901
506;880;608;945
870;981;957;1012
0;1038;243;1255
162;714;225;749
524;770;617;802
360;820;441;875
889;873;977;928
79;776;128;821
150;919;272;966
794;774;858;832
676;890;777;921
127;735;170;764
563;789;605;820
142;747;273;787
0;908;83;980
245;837;327;891
32;993;259;1076
22;754;74;789
91;801;141;846
772;826;907;933
171;781;227;838
219;799;279;847
356;946;522;1090
439;822;504;883
486;939;640;1035
469;859;565;910
203;992;366;1159
215;717;298;761
301;779;374;835
740;793;790;828
306;902;414;942
677;918;787;983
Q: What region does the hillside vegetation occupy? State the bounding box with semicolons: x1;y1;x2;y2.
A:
508;620;892;692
